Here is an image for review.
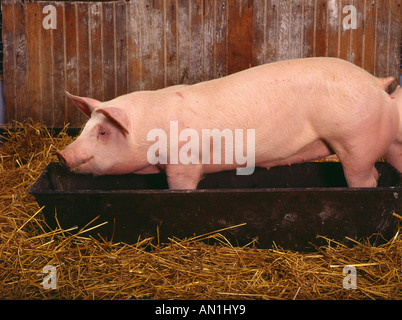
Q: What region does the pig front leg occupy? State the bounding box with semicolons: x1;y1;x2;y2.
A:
165;164;204;190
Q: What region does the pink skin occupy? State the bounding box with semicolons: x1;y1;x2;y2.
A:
385;85;402;172
57;57;399;189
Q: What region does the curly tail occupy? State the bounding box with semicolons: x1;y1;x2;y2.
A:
376;76;395;90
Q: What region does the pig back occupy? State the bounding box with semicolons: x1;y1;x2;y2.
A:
170;57;389;141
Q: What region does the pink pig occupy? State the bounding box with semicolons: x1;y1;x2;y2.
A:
385;85;402;172
57;57;399;189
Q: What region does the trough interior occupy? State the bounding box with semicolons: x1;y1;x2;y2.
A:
36;162;400;192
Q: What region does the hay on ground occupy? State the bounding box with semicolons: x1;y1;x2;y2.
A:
0;120;401;299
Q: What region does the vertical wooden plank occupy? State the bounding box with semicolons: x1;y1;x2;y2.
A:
252;0;267;65
264;0;278;62
315;0;327;57
3;0;397;127
2;1;17;123
374;0;390;77
127;1;142;92
389;0;401;87
326;0;340;58
277;0;290;60
227;0;253;74
202;0;214;78
14;1;28;122
254;0;280;64
53;1;66;127
363;0;376;74
64;2;79;126
89;2;103;100
115;1;128;96
76;2;90;124
138;1;164;90
26;2;41;123
189;0;204;81
165;0;179;86
214;0;228;79
289;0;303;59
150;0;166;89
102;2;116;101
177;0;191;84
303;0;315;57
40;1;54;125
350;0;365;66
339;0;352;61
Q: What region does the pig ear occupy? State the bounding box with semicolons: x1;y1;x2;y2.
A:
66;91;102;117
96;107;130;135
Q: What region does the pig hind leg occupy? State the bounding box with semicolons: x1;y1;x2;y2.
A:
385;142;402;173
328;106;397;188
342;164;379;188
332;142;383;188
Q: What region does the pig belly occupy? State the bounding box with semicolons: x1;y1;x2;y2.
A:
258;139;333;169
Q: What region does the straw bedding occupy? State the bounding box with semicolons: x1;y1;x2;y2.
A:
0;120;401;300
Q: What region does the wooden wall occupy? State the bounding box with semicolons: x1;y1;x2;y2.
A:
2;0;401;128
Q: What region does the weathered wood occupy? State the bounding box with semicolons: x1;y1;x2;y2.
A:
376;0;391;78
13;1;28;122
115;1;128;97
228;0;253;73
339;0;352;61
303;0;315;58
2;0;401;128
53;1;66;127
214;0;229;79
26;2;41;123
76;3;91;125
102;2;116;102
363;0;376;74
315;0;327;57
351;0;365;67
389;0;402;84
2;1;15;123
326;0;339;59
64;2;79;125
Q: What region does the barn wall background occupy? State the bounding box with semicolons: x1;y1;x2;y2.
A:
1;0;401;128
0;5;4;126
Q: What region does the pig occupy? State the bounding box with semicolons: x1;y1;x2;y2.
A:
57;57;399;189
385;85;402;172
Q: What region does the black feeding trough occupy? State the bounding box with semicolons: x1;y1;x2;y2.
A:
29;162;401;251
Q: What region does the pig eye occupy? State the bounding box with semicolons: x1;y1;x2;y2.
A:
98;129;109;139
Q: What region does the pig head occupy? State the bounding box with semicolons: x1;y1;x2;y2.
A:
57;92;152;176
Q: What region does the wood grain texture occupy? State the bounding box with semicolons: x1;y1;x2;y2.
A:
2;0;401;127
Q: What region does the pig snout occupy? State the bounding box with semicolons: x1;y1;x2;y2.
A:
56;148;95;173
56;150;69;167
